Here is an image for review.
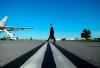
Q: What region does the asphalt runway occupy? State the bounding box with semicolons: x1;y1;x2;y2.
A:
0;40;100;68
56;41;100;68
0;40;44;67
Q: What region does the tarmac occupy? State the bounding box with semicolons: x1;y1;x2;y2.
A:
0;40;44;67
0;40;100;68
56;41;100;68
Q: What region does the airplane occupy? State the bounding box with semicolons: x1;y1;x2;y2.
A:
0;16;35;40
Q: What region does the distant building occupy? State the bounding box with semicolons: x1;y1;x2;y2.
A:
66;38;75;40
60;37;76;41
56;38;61;41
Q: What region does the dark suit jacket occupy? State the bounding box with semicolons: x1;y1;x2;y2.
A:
50;27;54;35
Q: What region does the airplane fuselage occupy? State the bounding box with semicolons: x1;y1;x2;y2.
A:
0;16;35;40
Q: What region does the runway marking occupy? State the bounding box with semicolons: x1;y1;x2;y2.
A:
52;43;97;68
20;42;48;68
41;42;56;68
2;42;45;68
4;41;96;68
50;42;77;68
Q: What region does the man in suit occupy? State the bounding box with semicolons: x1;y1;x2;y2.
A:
47;24;56;43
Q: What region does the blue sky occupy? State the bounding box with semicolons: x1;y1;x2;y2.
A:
0;0;100;39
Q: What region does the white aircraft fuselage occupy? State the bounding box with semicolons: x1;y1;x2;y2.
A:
0;16;35;40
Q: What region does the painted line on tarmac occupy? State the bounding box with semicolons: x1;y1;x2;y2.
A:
2;42;46;68
52;42;97;68
50;42;77;68
20;42;48;68
41;42;57;68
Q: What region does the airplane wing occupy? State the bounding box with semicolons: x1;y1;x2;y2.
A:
0;26;35;31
